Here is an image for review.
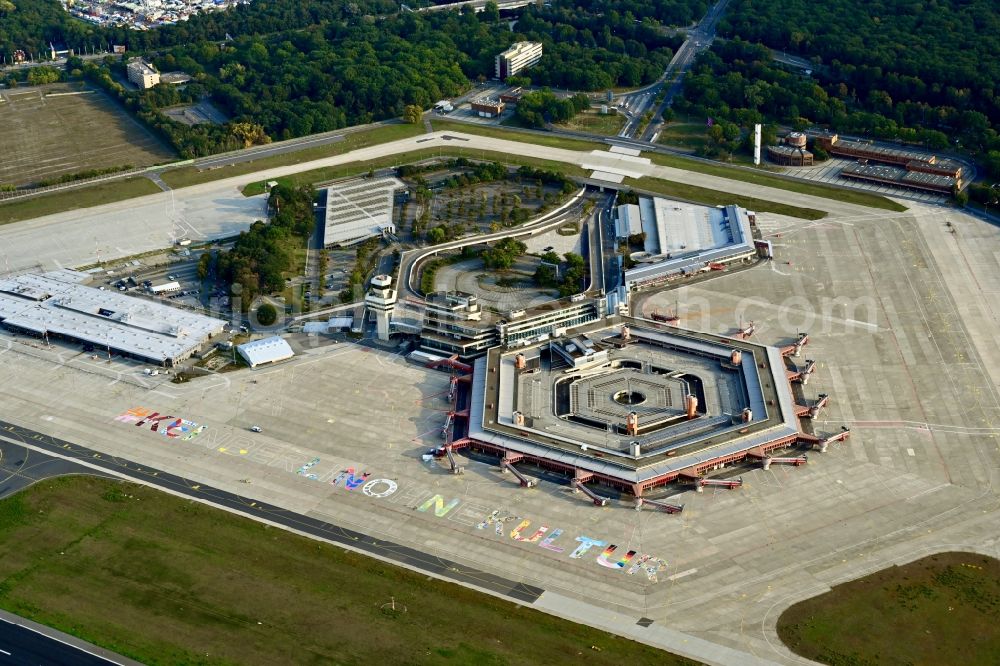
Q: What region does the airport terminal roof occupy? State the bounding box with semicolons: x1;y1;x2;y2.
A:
237;336;294;368
623;201;755;288
0;271;225;363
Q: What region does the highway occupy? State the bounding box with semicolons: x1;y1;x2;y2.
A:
612;0;731;142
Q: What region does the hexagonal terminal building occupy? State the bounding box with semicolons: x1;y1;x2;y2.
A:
459;317;808;497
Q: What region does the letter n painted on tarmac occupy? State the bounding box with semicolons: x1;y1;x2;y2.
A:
510;520;548;543
416;494;460;517
569;536;606;559
596;545;637;570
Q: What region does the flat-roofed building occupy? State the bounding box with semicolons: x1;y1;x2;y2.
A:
622;199;758;292
0;270;225;366
470;98;506;118
127;59;160;89
495;42;543;80
323;177;403;246
237;336;294;368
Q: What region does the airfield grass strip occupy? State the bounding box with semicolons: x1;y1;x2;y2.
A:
0;476;699;666
625;176;827;220
646;153;907;212
431;119;605;152
778;552;1000;666
0;178;161;226
161;123;424;189
434;119;904;213
240;147;590;196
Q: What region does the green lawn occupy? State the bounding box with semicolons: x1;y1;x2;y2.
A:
0;177;162;226
557;109;626;137
778;552;1000;665
161;123;425;189
646;152;907;212
0;476;699;666
624;176;827;220
656;122;709;152
430;119;605;152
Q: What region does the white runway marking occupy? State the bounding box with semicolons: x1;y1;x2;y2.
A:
667;568;698;581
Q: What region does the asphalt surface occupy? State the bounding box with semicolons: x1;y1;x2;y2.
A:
0;418;545;604
0;615;127;666
0;439;112;500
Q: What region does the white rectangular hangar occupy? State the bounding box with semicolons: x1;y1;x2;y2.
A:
0;270;225;366
237;336;294;368
616;198;758;292
323;177;403;247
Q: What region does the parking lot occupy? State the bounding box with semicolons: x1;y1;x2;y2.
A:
777;156;948;204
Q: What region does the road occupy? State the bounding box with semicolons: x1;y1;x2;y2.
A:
620;0;729;142
0;611;136;666
397;187;592;302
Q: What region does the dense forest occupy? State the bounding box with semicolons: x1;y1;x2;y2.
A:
1;0;692;155
714;0;1000;176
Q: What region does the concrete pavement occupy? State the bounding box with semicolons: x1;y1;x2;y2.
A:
0;128;874;276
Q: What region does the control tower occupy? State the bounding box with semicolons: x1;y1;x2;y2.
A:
365;274;397;341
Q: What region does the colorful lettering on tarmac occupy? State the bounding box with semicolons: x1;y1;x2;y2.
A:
114;407;670;582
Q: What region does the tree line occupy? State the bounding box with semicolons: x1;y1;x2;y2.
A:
715;0;1000;177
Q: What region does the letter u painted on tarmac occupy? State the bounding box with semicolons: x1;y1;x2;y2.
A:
509;520;548;543
596;544;638;570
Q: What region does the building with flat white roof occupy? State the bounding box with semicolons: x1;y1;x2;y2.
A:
127;59;160;89
495;42;543;80
0;270;225;366
238;336;294;368
619;198;759;292
323;177;403;246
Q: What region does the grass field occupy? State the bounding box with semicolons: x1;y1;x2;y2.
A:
778;552;1000;665
433;119;904;213
656;122;709;152
557;109;626;136
624;176;827;220
646;152;908;213
0;177;161;226
0;476;699;666
161;123;425;189
430;119;605;152
0;83;174;187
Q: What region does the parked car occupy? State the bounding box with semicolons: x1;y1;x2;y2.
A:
250;425;263;433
